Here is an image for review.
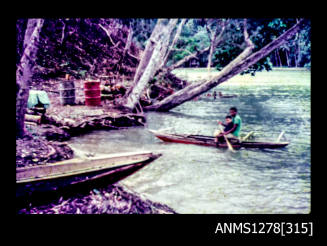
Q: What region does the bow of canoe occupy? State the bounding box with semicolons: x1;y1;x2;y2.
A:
16;151;161;197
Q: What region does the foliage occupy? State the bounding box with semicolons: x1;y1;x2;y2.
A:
130;19;157;49
165;18;310;73
16;18;141;81
16;18;311;83
210;18;310;75
168;19;210;67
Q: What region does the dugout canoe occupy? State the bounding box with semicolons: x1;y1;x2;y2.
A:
16;151;161;197
149;130;289;149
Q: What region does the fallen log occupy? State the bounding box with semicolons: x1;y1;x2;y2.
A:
43;105;146;137
25;114;41;124
25;121;37;126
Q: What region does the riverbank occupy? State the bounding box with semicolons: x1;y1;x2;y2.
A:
17;183;176;214
16;126;176;214
17;95;176;214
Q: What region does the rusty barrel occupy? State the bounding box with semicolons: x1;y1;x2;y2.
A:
59;80;75;105
84;81;101;106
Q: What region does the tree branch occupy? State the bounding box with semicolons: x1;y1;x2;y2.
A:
60;20;66;44
214;19;227;47
145;19;306;112
243;19;254;49
207;19;227;70
172;48;198;58
98;23;116;46
161;19;187;68
168;46;210;71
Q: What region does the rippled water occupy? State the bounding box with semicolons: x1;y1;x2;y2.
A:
68;68;311;214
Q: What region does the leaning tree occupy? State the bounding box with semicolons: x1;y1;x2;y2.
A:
120;18;308;112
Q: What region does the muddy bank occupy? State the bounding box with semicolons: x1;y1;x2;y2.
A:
17;75;179;213
43;105;146;137
16;132;176;214
17;105;176;213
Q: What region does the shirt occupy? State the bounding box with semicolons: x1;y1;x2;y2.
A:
224;122;234;132
232;114;242;137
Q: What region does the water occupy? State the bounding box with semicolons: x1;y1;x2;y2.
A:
68;68;311;214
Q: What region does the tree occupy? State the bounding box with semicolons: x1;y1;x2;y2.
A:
121;19;179;110
23;18;141;81
16;19;44;138
144;19;307;112
17;18;309;117
206;19;226;72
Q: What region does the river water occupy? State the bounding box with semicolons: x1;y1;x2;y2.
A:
68;68;311;214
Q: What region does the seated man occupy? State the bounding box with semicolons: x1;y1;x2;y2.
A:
214;107;242;145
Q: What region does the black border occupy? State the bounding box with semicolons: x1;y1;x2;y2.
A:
13;4;321;242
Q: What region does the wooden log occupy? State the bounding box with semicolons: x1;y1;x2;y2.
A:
24;121;37;126
25;114;41;124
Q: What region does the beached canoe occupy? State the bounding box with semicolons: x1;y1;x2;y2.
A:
16;151;161;197
149;130;289;149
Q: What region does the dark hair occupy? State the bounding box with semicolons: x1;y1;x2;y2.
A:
230;107;237;112
226;115;232;119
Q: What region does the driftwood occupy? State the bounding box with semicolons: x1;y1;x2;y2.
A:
25;114;41;124
43;105;146;136
25;121;37;126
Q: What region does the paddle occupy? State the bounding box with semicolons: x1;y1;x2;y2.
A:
241;131;254;142
276;131;285;142
219;124;235;152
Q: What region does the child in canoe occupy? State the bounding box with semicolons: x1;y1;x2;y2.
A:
213;115;235;145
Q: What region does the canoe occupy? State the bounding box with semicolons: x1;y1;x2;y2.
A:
16;151;161;197
218;92;237;98
149;130;289;149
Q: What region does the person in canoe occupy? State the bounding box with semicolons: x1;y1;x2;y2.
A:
214;107;242;145
214;115;234;144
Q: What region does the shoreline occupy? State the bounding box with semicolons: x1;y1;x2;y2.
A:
16;103;176;214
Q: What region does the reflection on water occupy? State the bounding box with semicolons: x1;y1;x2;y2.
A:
68;69;310;214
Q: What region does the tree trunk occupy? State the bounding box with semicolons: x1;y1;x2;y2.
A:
122;19;178;110
157;19;179;69
115;25;134;74
273;50;278;66
285;49;290;67
277;49;282;67
145;19;305;112
161;19;187;69
16;19;44;139
206;20;226;71
296;32;302;67
129;19;165;88
123;25;133;58
207;34;216;71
